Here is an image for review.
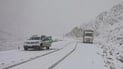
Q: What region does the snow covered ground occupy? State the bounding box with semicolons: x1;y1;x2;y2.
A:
0;40;73;69
54;43;107;69
0;39;107;69
10;41;77;69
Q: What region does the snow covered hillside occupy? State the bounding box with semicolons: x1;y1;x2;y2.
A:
66;2;123;69
0;30;22;51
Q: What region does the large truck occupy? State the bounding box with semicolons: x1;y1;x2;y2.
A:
23;35;53;50
83;30;94;43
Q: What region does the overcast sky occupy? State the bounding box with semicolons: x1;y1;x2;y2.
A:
0;0;122;38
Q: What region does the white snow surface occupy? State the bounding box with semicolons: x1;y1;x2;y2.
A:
10;41;76;69
54;43;107;69
0;39;107;69
0;40;73;69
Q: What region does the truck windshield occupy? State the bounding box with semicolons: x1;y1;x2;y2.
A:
29;37;41;40
85;33;93;36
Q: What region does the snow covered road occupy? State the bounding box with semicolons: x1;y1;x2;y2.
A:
8;42;77;69
0;40;73;69
54;43;107;69
0;40;107;69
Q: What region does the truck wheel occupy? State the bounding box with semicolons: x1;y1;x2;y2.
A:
38;47;42;50
46;47;50;50
40;44;43;50
24;47;28;51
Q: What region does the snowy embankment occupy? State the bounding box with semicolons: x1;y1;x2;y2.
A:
0;40;72;69
95;23;123;69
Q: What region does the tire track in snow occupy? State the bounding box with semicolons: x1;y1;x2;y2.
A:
48;42;78;69
3;41;74;69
